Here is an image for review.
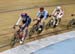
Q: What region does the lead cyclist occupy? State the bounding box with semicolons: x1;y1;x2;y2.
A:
13;13;31;44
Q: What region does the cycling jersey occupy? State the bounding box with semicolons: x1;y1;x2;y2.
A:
52;8;64;19
37;10;49;19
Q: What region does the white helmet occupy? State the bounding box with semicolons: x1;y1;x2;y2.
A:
56;6;61;9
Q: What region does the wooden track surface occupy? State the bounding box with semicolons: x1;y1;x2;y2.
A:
0;0;75;52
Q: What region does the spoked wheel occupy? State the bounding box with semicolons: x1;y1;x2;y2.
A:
37;22;45;34
10;32;19;47
29;25;37;37
37;27;43;34
22;29;28;44
45;19;54;30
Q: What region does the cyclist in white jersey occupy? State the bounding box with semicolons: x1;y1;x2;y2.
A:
51;6;64;26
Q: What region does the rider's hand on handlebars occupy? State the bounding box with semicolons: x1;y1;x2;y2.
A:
49;15;52;17
13;25;17;29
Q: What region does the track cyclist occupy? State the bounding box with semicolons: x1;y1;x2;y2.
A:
14;13;31;44
51;6;64;27
35;7;49;30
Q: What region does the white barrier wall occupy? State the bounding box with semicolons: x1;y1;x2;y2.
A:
1;31;75;54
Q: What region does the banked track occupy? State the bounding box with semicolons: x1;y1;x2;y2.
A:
0;2;75;48
1;31;75;54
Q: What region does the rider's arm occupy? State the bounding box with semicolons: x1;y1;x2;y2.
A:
41;11;48;23
43;10;48;19
16;16;22;25
60;9;64;16
36;11;40;18
51;8;56;16
59;9;64;18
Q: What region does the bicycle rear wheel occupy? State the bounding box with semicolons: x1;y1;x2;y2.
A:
45;19;54;29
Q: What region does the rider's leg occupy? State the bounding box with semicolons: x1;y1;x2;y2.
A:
55;18;58;26
36;15;44;25
19;24;25;44
56;18;61;25
18;20;24;39
52;17;58;28
20;19;31;44
35;18;41;25
39;18;45;31
38;22;43;30
35;19;41;31
53;17;56;26
19;26;27;44
22;27;28;41
19;24;25;40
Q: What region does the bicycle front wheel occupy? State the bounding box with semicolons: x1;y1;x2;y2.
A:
10;33;18;47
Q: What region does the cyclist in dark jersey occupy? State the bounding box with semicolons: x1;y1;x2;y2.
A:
15;13;31;44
